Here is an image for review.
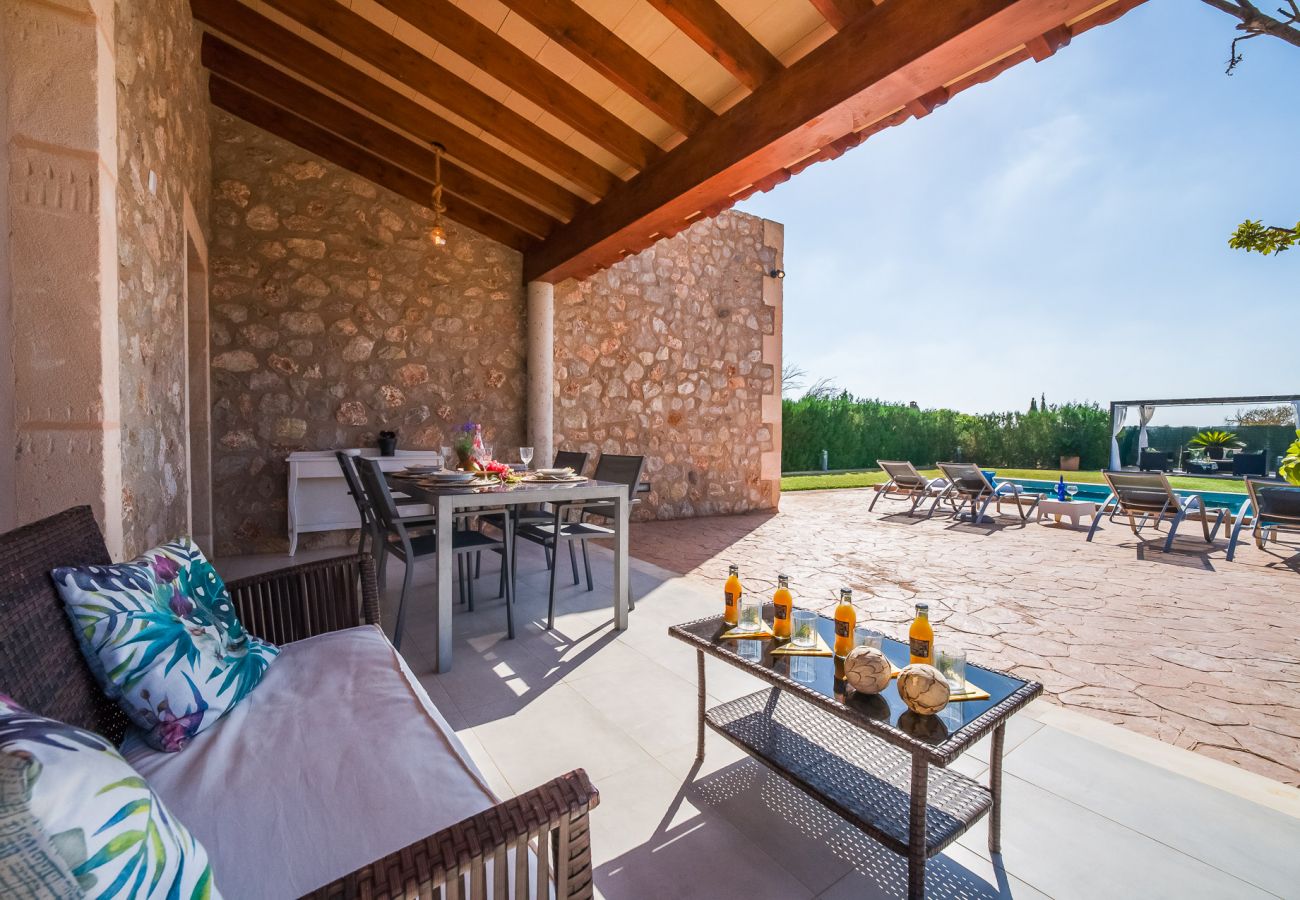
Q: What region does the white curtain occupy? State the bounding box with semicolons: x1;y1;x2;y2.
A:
1109;405;1127;471
1135;404;1156;465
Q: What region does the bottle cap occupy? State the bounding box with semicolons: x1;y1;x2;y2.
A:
916;602;929;613
840;587;852;601
777;574;789;585
728;564;738;575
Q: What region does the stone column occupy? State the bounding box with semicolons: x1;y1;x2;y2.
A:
1;0;123;555
526;280;554;467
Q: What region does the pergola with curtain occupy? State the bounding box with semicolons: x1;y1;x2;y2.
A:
1107;395;1300;471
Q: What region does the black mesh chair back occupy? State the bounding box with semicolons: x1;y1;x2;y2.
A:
336;451;371;523
553;449;590;475
356;457;403;531
592;454;647;502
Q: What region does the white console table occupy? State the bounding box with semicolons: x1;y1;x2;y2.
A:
286;449;442;555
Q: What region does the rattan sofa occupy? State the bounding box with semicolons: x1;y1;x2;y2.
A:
0;506;599;899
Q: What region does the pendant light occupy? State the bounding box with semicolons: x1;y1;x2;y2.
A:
429;141;448;246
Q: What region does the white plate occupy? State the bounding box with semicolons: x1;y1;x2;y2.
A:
429;471;476;483
537;468;573;477
402;465;439;474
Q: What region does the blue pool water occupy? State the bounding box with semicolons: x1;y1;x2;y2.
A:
1000;477;1247;515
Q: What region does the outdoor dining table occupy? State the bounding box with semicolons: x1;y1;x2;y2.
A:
387;472;631;673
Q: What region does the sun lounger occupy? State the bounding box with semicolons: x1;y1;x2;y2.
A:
931;463;1041;523
1226;478;1300;561
1087;470;1226;551
868;460;948;514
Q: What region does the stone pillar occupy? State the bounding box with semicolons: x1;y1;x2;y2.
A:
526;280;554;467
2;0;123;555
759;220;784;509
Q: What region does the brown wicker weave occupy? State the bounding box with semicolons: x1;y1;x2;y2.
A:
671;611;1041;900
0;507;599;900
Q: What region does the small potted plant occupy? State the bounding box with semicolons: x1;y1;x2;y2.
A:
377;430;398;457
453;423;479;471
1188;429;1243;461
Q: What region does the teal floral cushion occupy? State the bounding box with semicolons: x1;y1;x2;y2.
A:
0;695;219;897
51;538;278;752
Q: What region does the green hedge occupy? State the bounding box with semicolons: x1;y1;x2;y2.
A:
781;395;1110;472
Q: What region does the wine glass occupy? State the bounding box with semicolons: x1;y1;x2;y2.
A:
519;446;534;469
1066;484;1079;501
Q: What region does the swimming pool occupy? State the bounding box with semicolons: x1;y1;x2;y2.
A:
999;477;1247;515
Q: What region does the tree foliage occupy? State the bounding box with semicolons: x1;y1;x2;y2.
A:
1228;219;1300;255
1227;404;1296;426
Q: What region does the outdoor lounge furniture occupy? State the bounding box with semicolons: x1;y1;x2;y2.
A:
0;506;599;899
1231;451;1269;477
1226;477;1300;561
931;462;1042;523
1183;457;1219;475
868;460;948;514
1139;449;1172;472
1087;471;1227;551
671;609;1042;900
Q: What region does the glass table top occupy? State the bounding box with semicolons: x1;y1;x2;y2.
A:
674;610;1034;748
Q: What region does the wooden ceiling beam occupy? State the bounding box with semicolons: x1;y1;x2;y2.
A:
807;0;881;30
499;0;714;136
373;0;660;171
190;0;585;220
209;78;532;251
256;0;618;197
644;0;782;91
202;38;557;240
525;0;1136;283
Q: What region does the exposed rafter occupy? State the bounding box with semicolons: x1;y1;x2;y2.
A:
644;0;783;91
202;38;557;240
189;0;585;220
499;0;715;136
807;0;881;30
210;79;532;250
257;0;618;197
372;0;661;171
525;0;1143;283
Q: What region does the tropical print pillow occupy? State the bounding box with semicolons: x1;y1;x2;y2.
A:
51;538;278;752
0;695;219;898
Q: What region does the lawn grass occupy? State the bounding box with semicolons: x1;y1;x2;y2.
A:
780;467;1249;494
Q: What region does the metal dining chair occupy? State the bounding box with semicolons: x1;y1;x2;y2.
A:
335;451;433;558
355;457;515;650
517;453;645;629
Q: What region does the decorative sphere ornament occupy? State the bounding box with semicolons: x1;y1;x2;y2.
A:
842;646;891;694
897;663;951;715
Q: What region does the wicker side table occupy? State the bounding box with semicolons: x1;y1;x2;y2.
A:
670;611;1041;900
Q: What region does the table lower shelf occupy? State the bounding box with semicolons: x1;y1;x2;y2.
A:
705;689;992;858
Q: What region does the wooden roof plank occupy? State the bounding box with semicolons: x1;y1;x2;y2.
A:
202;37;557;239
499;0;715;136
373;0;661;170
644;0;783;91
190;0;586;219
255;0;618;197
524;0;1139;283
209;78;532;251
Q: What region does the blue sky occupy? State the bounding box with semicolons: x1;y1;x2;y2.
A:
737;0;1298;427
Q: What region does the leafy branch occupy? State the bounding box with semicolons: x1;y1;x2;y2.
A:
1228;219;1300;255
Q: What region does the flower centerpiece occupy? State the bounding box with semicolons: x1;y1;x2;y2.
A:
453;423;480;470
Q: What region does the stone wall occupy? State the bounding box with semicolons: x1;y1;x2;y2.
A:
114;0;211;556
554;210;782;519
207;111;526;555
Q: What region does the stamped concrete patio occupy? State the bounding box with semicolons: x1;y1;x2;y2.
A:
630;488;1300;786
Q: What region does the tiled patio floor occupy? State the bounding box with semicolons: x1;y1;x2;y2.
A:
221;538;1300;898
628;489;1300;786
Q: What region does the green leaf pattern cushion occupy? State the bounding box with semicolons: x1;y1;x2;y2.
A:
0;695;219;898
51;538;278;752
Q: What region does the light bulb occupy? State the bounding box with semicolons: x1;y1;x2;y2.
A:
430;224;447;246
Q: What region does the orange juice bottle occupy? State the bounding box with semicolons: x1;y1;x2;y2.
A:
909;602;934;665
833;588;856;657
772;575;793;639
723;565;742;626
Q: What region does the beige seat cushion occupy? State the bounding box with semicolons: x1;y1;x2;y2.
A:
123;625;497;899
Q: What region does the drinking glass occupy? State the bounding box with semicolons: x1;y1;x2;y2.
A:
1066;485;1079;501
736;598;763;633
789;656;817;684
519;446;534;468
440;446;453;469
937;648;967;691
854;628;883;653
736;640;763;663
479;443;494;463
791;609;818;648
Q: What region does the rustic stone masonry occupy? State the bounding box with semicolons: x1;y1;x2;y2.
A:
208;112;525;554
115;0;211;556
554;210;782;520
